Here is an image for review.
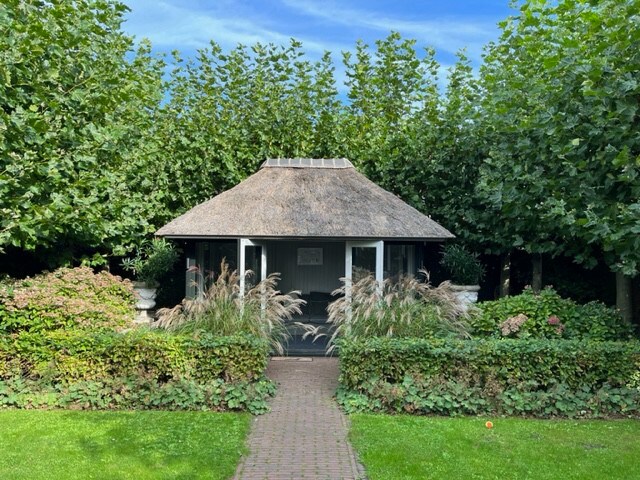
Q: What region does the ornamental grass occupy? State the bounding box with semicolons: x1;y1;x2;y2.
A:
154;262;305;354
318;271;471;353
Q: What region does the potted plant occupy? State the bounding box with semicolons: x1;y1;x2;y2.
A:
440;244;485;310
121;239;179;319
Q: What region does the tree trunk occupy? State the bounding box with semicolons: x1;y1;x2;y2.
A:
616;271;633;325
499;251;511;298
531;253;542;293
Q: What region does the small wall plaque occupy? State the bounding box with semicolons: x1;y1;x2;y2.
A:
297;247;323;266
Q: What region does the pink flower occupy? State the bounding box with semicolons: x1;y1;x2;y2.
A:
547;315;560;325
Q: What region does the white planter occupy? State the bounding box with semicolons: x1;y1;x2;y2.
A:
133;282;157;323
450;284;480;311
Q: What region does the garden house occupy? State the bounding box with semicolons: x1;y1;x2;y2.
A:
156;158;454;317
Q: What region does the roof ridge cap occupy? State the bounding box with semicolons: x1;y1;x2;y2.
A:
261;158;354;169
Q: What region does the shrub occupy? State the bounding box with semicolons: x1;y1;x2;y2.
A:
121;238;179;286
472;287;633;341
571;301;635;340
323;272;470;353
338;337;640;418
439;244;485;285
155;262;304;354
0;330;274;413
0;267;135;333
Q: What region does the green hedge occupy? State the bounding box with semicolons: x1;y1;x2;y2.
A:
338;338;640;418
0;330;274;413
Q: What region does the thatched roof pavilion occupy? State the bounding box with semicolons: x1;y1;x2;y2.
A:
157;158;454;326
156;158;453;240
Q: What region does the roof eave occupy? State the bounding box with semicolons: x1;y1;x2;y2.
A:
157;233;455;241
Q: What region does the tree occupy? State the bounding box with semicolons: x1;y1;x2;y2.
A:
154;40;343;216
478;0;640;316
340;32;440;189
0;0;165;264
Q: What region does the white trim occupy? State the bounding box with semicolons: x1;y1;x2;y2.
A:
375;240;384;285
345;240;384;301
195;242;206;296
239;239;268;308
239;239;247;298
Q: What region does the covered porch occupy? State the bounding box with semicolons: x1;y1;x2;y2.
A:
183;237;426;354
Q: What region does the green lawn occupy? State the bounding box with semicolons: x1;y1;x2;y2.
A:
0;410;250;480
350;415;640;480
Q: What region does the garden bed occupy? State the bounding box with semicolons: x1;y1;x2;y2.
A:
338;337;640;417
0;330;274;413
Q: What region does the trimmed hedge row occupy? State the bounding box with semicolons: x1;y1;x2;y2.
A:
338;338;640;417
0;330;274;413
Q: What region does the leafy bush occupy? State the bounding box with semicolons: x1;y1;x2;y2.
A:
0;376;276;412
571;301;635;341
338;337;640;418
0;330;274;413
439;244;485;285
323;272;470;353
472;287;633;341
0;267;135;333
155;262;304;354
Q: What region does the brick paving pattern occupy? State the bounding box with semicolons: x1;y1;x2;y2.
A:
234;357;366;480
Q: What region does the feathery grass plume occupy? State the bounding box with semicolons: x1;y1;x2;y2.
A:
154;262;305;354
323;270;470;353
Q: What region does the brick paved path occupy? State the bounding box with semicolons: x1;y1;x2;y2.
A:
234;357;366;480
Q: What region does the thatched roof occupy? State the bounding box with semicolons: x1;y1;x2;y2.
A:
156;158;454;240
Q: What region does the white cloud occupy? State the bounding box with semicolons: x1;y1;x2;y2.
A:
122;0;494;94
124;0;348;54
279;0;497;61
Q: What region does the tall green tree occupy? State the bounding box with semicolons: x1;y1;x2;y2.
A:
0;0;165;263
155;40;343;215
479;0;640;316
340;32;440;188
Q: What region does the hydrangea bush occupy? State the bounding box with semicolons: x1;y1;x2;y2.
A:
0;267;135;333
471;287;633;341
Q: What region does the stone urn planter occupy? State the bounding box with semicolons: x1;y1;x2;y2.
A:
440;244;485;312
121;239;179;324
450;284;481;311
133;281;157;323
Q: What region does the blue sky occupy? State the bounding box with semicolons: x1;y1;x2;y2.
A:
122;1;517;86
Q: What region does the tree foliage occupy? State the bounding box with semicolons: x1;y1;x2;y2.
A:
1;0;638;321
478;0;640;276
154;41;343;214
0;0;165;263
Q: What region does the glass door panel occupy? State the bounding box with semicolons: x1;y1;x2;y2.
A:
345;241;384;285
239;239;267;297
244;245;262;290
351;246;377;283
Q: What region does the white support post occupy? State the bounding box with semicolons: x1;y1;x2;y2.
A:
345;241;353;322
260;242;267;283
239;238;247;298
345;241;353;288
345;240;384;316
240;238;267;312
259;242;267;314
375;240;384;288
